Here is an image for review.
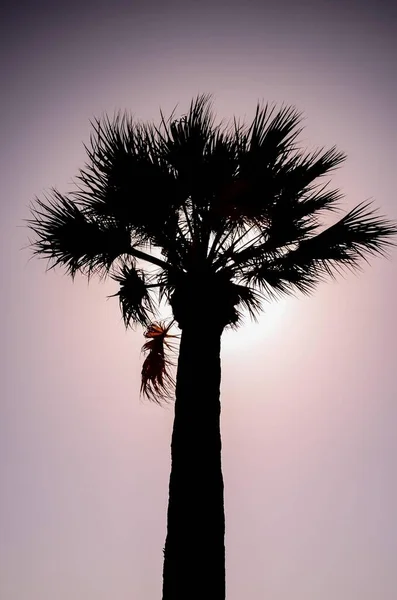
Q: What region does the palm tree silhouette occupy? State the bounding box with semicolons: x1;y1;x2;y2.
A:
27;95;396;600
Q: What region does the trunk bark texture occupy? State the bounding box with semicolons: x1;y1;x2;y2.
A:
162;323;225;600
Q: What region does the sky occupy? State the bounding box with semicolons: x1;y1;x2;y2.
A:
1;0;397;598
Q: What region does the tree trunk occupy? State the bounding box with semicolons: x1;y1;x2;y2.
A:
162;323;225;600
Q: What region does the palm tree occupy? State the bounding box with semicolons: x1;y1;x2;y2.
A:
27;95;396;600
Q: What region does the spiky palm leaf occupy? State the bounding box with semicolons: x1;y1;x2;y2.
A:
27;94;397;402
109;261;156;327
76;114;184;248
28;191;132;278
238;201;396;298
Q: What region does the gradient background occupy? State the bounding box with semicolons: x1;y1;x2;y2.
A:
1;0;397;598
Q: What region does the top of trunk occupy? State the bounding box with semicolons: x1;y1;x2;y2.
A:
170;270;240;331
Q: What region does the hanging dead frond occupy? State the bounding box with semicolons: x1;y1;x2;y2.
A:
140;320;179;404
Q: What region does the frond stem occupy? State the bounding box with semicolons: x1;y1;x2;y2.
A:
212;223;260;268
129;248;172;271
182;202;195;242
207;219;228;262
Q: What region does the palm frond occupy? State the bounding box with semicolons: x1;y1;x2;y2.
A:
227;283;264;329
213;184;344;272
75;113;183;246
291;184;343;221
140;320;179;403
244;103;303;156
27;190;131;278
206;105;307;257
241;201;397;298
110;262;156;328
208;114;345;263
155;94;227;208
279;145;345;187
297;201;397;264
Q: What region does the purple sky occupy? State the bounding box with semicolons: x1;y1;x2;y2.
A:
1;1;397;598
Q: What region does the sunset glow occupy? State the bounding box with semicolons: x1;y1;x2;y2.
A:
1;1;397;599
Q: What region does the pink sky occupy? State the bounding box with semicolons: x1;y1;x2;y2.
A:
1;0;397;598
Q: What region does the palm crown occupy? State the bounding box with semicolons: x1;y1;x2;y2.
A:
28;95;396;400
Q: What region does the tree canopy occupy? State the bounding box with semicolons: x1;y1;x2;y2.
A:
28;94;396;399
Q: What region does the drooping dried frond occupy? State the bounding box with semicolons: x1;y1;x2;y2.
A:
140;321;179;403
